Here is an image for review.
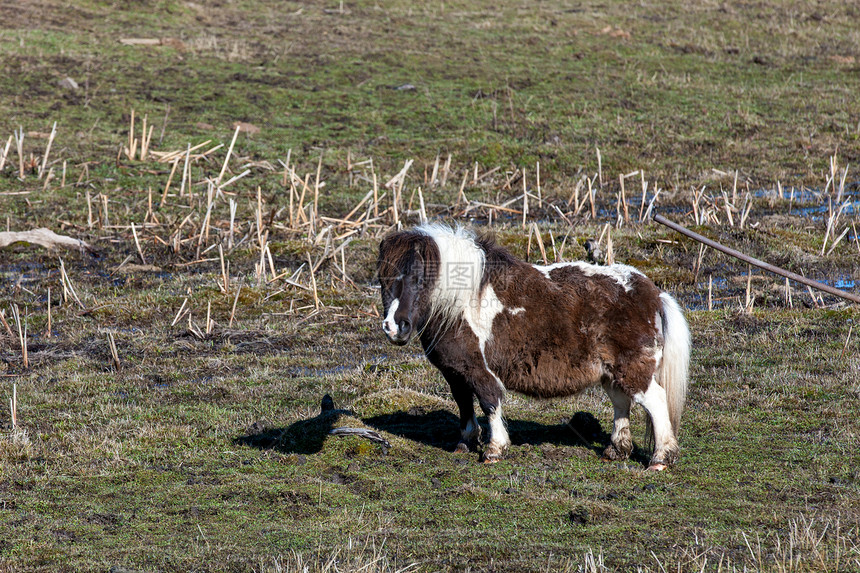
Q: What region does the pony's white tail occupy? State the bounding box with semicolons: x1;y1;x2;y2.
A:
657;292;691;436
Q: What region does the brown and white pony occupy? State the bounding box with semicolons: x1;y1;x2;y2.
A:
377;224;691;470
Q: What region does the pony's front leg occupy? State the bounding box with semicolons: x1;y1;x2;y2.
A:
478;395;510;463
445;371;480;453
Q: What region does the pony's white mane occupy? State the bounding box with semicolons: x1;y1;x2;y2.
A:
415;223;485;328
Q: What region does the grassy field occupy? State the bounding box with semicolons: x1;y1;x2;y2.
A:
1;0;859;571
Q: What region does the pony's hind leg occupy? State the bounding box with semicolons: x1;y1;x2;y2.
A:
634;377;679;470
601;380;633;461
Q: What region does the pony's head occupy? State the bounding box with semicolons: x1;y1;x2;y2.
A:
377;231;437;345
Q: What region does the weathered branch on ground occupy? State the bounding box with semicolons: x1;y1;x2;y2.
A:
0;228;95;253
329;427;392;449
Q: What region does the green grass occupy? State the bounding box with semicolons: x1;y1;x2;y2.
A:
1;0;860;571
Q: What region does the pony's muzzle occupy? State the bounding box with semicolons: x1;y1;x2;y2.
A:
382;318;412;345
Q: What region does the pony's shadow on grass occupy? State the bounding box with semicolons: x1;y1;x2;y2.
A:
235;396;348;455
362;408;462;449
364;408;651;464
235;399;650;465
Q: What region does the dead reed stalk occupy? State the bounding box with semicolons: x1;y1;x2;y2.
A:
101;193;110;228
840;325;853;360
171;298;189;327
38;121;57;179
596;146;603;188
10;383;18;429
313;155;323;229
11;303;28;369
107;331;121;370
206;301;213;335
131;222;146;264
0;308;12;339
219;244;229;293
587;176;596;218
708;275;713;311
140;114;153;161
179;143;191;197
46;287;52;338
530;223;547;264
217;125;241;185
15;126;25;179
618;171;637;224
522;170;528;229
59;258;85;309
0;135;12;172
307;252;320;310
229;285;242;328
744;265;755;313
126;109;137;160
417;187;427;224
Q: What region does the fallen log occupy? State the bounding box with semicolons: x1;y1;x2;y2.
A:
653;214;860;305
0;228;95;254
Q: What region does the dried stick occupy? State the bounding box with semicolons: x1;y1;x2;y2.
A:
530;223;547;264
171;297;189;327
840;325;853;360
0;308;13;338
15;126;25;179
708;275;713;311
59;258;86;309
11;304;28;369
10;384;18;429
228;199;237;250
179;143;191;197
205;301;213;335
521;169;528;229
217;125;241;185
418;187;427;224
0;135;11;171
108;331;120;370
47;287;52;338
127;109;137;160
596;146;603;188
587;176;596;219
219;244;229;293
131;222;146;264
38;121;57;179
638;171;648;222
307;252;320;310
373;170;379;218
313;155;323;228
654;214;860;304
160;158;180;206
229;285;242;328
744;265;754;313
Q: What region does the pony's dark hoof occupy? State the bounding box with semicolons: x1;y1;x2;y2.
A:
601;443;631;461
649;448;679;470
481;446;503;464
454;441;470;454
